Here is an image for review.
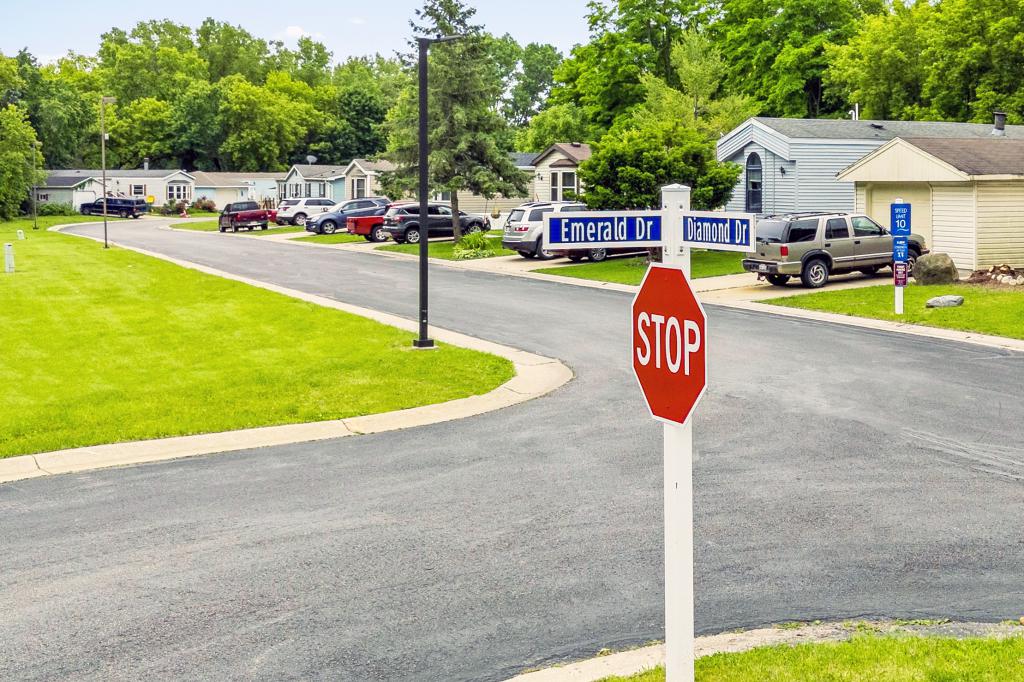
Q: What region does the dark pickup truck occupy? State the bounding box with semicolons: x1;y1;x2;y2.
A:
218;202;273;232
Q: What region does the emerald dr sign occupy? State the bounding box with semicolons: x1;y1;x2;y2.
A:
545;211;663;249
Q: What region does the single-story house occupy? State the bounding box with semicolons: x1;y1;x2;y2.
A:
342;158;397;200
838;136;1024;271
277;164;349;201
532;142;590;202
191;171;287;209
717;116;1024;216
37;169;196;207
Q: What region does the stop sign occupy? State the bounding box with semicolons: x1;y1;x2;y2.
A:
632;264;708;424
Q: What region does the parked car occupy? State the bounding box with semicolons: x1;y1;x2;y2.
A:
79;197;149;219
382;202;490;244
741;212;929;288
346;207;391;242
305;197;391;235
217;201;273;232
275;198;338;226
501;201;588;260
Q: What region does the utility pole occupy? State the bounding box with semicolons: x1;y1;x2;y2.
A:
100;96;116;249
31;141;40;231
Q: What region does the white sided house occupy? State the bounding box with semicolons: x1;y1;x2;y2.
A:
342;158;396;200
37;169;196;208
277;164;348;202
717;116;1024;216
531;143;590;203
839;136;1024;271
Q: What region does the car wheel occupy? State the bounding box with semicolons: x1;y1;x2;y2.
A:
766;274;790;286
567;254;585;262
859;266;881;277
371;226;388;242
261;223;268;230
231;222;238;233
801;258;830;288
276;220;285;226
119;210;128;218
534;238;556;260
294;213;307;226
322;220;337;234
518;250;535;259
588;248;609;262
80;207;90;215
218;224;226;233
406;228;421;244
466;223;483;234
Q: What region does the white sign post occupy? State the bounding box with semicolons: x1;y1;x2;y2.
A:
4;243;14;273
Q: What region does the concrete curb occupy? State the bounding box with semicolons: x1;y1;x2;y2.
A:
0;225;573;485
504;620;1024;681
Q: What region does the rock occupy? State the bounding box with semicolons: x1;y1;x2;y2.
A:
926;295;965;308
914;253;960;285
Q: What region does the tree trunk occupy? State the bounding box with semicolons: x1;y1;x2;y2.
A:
451;191;463;243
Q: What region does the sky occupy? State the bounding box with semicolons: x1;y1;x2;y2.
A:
2;0;594;64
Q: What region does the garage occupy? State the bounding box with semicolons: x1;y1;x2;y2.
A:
840;136;1024;272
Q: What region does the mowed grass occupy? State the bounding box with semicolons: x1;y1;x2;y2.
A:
379;238;516;260
599;635;1024;681
295;232;367;244
536;250;745;284
0;218;513;458
770;282;1024;340
171;220;303;235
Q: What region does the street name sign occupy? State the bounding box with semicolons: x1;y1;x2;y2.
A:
680;211;756;252
632;265;708;425
545;211;662;249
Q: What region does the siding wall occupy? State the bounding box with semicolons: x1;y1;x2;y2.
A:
976;181;1024;267
854;185;867;213
930;184;976;271
534;157;581;202
790;141;881;212
35;188;75;205
723;142;796;214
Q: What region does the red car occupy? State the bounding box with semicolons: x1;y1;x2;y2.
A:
346;206;391;242
218;201;274;232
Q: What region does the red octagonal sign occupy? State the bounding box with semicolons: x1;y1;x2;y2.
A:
632;263;708;425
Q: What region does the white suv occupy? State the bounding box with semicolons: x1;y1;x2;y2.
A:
276;198;338;226
501;201;586;260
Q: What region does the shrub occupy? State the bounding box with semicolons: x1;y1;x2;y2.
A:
453;231;497;260
35;202;77;216
192;197;217;212
158;200;187;215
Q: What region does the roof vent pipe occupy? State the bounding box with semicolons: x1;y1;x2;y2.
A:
143;157;150;170
993;112;1007;136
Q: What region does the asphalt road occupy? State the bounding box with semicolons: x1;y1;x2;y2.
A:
3;220;1024;681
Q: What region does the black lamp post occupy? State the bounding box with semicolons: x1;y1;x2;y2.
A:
413;34;463;349
100;96;116;249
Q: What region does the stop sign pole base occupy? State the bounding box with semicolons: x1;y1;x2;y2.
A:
664;418;695;682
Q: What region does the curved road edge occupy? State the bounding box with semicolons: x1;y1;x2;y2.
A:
0;222;573;485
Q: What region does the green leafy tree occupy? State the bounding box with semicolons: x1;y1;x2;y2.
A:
0;105;44;219
309;86;388;163
381;0;527;241
108;97;175;168
504;43;562;127
196;19;270;82
515;102;591;152
97;22;208;104
170;80;226;170
0;53;25;106
218;76;314;171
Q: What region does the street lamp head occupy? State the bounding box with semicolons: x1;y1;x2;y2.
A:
416;34;466;45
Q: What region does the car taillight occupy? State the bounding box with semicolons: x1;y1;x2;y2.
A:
780;245;789;257
514;225;529;232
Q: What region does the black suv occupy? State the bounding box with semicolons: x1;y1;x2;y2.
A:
383;203;490;244
79;197;149;219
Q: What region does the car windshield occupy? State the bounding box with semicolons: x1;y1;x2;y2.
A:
756;219;787;243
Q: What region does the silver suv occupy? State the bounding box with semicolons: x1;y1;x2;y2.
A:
742;212;929;288
501;201;586;260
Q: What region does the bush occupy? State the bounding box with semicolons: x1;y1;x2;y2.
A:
453;231;498;260
35;202;77;216
158;201;187;215
192;197;217;212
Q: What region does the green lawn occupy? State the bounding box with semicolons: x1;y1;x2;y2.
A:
378;239;516;260
0;217;513;458
600;635;1024;681
172;220;304;235
535;250;745;284
294;232;367;244
770;282;1024;340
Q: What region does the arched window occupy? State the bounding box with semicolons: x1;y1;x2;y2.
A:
745;153;763;213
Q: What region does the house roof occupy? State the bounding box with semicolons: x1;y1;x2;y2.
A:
40;174;92;188
288;164;349;180
838;136;1024;182
191;171;249;188
901;137;1024;176
753;117;1024;141
532;143;592;167
509;152;537;168
354;158;396;173
46;168;193;179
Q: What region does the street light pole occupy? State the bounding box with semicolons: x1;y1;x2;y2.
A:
100;96;116;249
412;34;463;350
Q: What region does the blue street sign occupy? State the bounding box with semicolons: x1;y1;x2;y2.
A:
893;236;909;262
891;203;911;237
681;211;756;252
545;211;663;249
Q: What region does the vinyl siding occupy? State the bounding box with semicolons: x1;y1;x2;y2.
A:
866;182;933;250
790;141;881;212
976;181;1024;267
723;143;796;214
930;184;976;271
854;185;867;213
193;186;247;209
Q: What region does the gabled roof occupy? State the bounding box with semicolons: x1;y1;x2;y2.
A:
531;143;592;167
839;137;1024;181
42;168;194;188
191;171;249;188
286;164;349;181
509;152;537;168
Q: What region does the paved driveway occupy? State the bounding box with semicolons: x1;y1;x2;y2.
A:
2;220;1023;681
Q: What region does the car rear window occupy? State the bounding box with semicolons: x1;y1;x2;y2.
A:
385;207;408;216
280;200;298;207
234;202;258;211
508;209;525;222
756;219;787;243
786;218;819;243
528;208;554;221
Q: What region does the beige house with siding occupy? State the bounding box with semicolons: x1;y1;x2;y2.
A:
839;136;1024;271
531;143;591;202
342;159;396;199
437;153;537;217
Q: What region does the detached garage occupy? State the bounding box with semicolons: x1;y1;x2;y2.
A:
838;137;1024;272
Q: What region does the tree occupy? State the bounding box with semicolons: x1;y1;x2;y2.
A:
504;43;562;127
170;80;226;170
217;76;315;171
382;0;527;241
515;102;591;152
108;97;175;168
196;19;270;83
0;105;44;219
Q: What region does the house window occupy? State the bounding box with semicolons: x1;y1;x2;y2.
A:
550;171;578;201
745;153;763;213
131;184;145;197
353;178;366;199
434;190;451;202
166;183;191;202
